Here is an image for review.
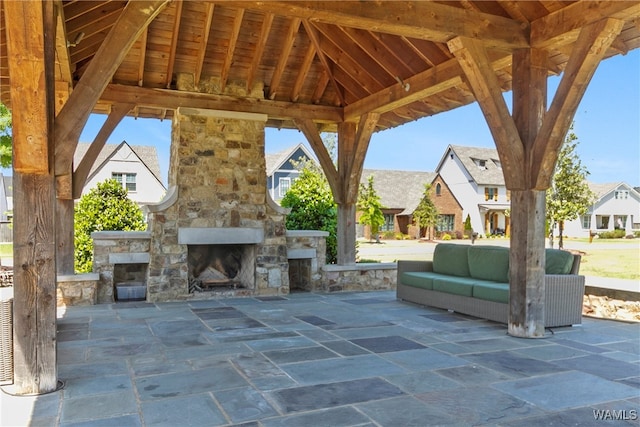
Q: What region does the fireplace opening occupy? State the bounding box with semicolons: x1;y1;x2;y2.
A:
187;244;255;292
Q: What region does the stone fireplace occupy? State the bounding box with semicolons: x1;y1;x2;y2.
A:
145;107;289;302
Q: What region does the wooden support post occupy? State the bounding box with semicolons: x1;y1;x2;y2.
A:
337;122;357;265
4;0;58;393
56;174;75;275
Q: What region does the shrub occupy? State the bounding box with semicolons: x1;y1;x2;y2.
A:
598;229;626;239
74;179;146;273
442;233;452;240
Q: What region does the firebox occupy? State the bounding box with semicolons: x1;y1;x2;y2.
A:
187;244;255;292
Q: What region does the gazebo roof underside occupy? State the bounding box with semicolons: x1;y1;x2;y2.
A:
1;1;639;132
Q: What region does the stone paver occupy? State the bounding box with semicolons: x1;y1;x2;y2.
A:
1;290;638;426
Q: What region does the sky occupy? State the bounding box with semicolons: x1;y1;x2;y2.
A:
33;48;639;187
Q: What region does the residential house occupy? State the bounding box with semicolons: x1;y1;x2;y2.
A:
358;169;436;238
0;173;12;242
434;145;511;237
563;182;640;237
74;141;166;207
265;143;316;203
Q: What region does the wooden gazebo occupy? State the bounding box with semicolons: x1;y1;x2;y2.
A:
1;0;638;395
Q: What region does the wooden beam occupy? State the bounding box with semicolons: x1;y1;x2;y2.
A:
347;112;379;201
246;12;273;91
54;0;169;175
137;27;148;86
100;83;343;123
337;121;357;264
291;43;316;102
531;1;640;49
4;0;58;395
54;0;73;89
165;0;183;89
226;1;529;50
448;37;525;189
72;103;134;198
195;3;215;86
303;21;345;106
268;17;301;100
220;7;244;90
531;18;624;189
294;118;341;202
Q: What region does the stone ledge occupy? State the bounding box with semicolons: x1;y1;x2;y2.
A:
57;273;100;282
286;230;330;238
322;262;397;272
108;252;150;264
287;248;317;259
178;227;264;244
92;231;152;240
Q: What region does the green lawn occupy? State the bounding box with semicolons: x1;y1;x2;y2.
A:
578;248;640;280
0;243;11;258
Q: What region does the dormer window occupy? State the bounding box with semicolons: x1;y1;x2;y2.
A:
492;159;501;169
473;158;487;169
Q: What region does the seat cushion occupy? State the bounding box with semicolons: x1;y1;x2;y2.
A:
401;272;437;290
432;277;475;297
432;243;470;277
468;245;510;283
545;249;575;274
472;281;509;304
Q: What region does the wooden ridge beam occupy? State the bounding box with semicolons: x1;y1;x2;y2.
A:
531;18;625;189
448;36;525;189
224;1;528;50
54;0;170;175
100;83;343;123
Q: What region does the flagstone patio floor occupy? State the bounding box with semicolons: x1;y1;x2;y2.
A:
2;290;639;426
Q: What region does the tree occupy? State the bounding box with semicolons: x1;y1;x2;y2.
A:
413;183;438;239
546;127;596;249
357;175;385;243
281;167;338;263
74;179;147;273
0;103;12;168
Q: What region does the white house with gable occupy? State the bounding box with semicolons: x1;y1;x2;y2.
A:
563;182;640;237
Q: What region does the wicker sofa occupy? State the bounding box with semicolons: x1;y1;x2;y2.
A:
397;243;585;327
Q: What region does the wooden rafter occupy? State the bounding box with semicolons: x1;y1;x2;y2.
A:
291;43;316;102
100;83;342;123
531;18;625;188
267;17;301;100
448;36;525;189
220;7;244;90
303;20;345;106
54;0;73;88
246;12;273;91
72;103;134;198
54;0;170;175
137;27;148;86
225;1;529;50
312;69;330;104
165;0;183;89
195;3;215;86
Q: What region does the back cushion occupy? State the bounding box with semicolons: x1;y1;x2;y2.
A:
432;243;470;277
545;249;575;274
468;245;510;283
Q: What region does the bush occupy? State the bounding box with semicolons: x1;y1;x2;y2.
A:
382;231;396;240
74;179;146;273
442;233;452;240
598;229;626;239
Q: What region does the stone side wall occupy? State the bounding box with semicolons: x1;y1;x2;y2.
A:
322;263;397;293
92;231;151;303
57;274;99;306
146;107;289;302
286;230;328;291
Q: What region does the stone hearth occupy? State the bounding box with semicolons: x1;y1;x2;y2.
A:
146;108;289;302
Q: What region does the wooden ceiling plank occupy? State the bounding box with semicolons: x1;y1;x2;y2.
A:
294;118;341;200
291;43;316;102
54;0;170;175
303;20;346;106
100;83;342;123
246;12;273;91
72;102;134;198
368;31;421;75
195;3;215;85
531;18;625;189
225;1;528;50
54;1;73;93
268;17;301;100
448;36;525;189
137;27;148;86
220;7;244;89
165;0;183;88
531;1;640;49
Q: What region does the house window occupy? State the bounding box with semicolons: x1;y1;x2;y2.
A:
436;214;455;232
596;215;609;230
279;177;291;197
473;159;486;169
112;173;136;192
381;214;394;231
615;190;629;199
435;183;441;196
484;187;498;201
581;215;591;229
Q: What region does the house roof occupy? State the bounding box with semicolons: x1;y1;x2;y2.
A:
588;182;640;200
74;141;164;186
439;145;506;186
360;169;436;215
2;2;637;132
265;143;317;175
